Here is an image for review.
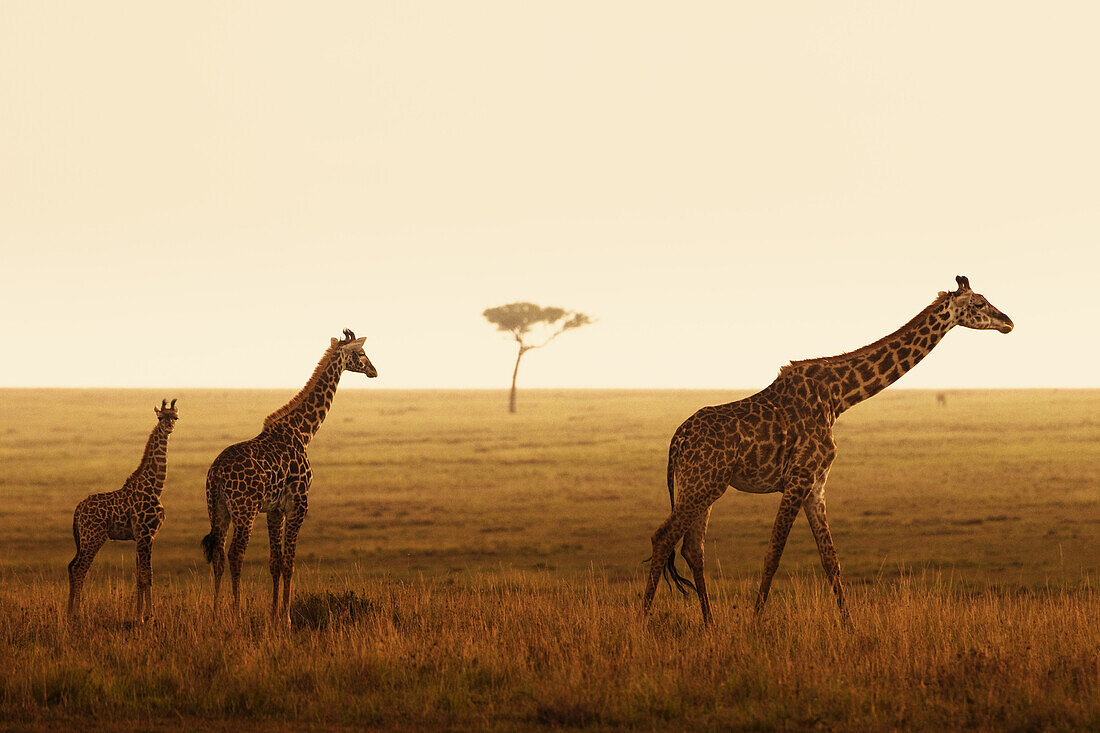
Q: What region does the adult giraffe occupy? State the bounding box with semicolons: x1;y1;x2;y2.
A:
643;276;1013;624
201;329;377;621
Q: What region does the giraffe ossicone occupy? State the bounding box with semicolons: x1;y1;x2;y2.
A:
642;276;1013;624
68;398;180;622
201;328;377;623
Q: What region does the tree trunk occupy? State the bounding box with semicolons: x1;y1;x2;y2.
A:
509;346;525;413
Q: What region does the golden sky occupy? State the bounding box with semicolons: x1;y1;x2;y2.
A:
1;2;1096;389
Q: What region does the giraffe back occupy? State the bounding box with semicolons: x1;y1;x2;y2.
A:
206;426;309;514
672;371;838;494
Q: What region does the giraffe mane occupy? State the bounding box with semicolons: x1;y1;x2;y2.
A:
263;343;341;428
783;291;951;372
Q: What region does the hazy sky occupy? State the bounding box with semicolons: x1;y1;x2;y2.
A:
2;2;1096;390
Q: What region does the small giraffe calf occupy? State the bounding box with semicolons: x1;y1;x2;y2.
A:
68;399;179;621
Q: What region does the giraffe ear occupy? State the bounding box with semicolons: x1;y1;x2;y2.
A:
331;337;340;348
353;337;367;346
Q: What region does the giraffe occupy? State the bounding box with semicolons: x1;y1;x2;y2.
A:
642;276;1013;624
68;398;179;622
201;329;377;622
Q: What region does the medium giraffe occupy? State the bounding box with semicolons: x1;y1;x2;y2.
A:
201;329;377;621
68;398;179;621
643;276;1013;624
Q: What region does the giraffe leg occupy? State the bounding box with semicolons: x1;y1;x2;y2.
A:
204;479;232;616
642;515;676;616
67;528;106;618
804;491;850;624
228;514;256;615
266;509;285;621
211;538;226;614
680;508;714;624
280;502;308;624
131;569;142;619
135;537;153;623
754;485;811;615
642;497;711;618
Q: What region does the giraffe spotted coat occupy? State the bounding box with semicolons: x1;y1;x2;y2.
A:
201;329;377;622
68;399;179;621
643;276;1013;624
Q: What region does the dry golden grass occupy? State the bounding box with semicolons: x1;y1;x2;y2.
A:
0;388;1097;730
2;573;1098;731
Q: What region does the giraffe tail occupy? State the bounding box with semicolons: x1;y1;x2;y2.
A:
202;469;224;564
67;515;80;575
201;532;216;564
663;437;696;596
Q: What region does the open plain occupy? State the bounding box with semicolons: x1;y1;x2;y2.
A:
0;388;1097;730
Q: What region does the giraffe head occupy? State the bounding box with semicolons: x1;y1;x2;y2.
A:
941;275;1014;334
153;398;179;432
331;328;378;378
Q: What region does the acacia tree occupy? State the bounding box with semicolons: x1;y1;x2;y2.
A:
482;302;593;413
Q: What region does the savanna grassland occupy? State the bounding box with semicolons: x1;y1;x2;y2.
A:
0;388;1097;731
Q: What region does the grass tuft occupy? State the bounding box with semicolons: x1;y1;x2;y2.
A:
290;589;380;631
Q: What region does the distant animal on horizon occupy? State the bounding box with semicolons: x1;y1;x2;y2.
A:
936;392;948;406
68;399;179;622
643;276;1014;624
201;329;377;623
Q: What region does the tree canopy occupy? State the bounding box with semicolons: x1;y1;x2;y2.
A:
482;303;592;347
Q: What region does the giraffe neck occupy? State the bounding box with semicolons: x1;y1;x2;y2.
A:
263;346;346;445
130;420;171;495
789;293;956;414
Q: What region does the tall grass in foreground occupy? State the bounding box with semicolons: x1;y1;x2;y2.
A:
2;571;1098;730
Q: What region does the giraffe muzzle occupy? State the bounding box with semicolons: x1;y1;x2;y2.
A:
996;316;1014;334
